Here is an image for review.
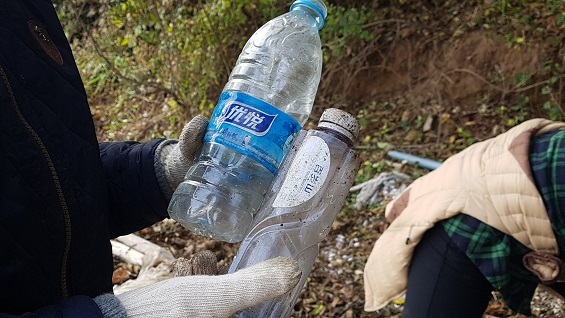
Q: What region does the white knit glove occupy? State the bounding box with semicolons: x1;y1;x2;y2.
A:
116;257;301;318
155;115;209;198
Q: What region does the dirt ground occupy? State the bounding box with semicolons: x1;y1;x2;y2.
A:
104;1;565;317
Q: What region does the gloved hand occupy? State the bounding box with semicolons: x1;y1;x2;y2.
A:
115;257;301;318
154;115;209;198
172;250;229;276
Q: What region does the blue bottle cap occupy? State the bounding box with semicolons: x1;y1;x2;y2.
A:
290;0;328;30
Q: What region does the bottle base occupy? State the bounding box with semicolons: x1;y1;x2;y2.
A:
168;181;254;243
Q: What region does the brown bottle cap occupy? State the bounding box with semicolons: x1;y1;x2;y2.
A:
318;108;359;141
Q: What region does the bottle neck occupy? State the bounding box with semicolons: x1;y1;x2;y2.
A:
315;125;355;148
291;5;324;30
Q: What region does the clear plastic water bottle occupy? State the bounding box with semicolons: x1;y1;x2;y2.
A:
228;108;361;318
168;0;328;243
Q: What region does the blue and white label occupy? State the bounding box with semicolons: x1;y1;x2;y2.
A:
205;92;301;174
215;101;277;136
272;136;330;208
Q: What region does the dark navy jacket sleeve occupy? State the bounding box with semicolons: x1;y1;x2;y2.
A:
99;139;170;238
0;296;102;318
1;0;168;316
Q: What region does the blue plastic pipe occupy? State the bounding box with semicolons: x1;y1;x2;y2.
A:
387;150;442;170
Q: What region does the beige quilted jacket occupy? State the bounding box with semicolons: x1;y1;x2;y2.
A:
364;118;565;311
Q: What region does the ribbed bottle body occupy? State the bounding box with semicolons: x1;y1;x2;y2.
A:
229;110;361;317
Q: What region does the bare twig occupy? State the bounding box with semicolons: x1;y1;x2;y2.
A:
71;4;185;106
512;79;551;93
445;68;552;95
199;0;231;76
445;68;507;92
363;19;408;29
150;0;178;93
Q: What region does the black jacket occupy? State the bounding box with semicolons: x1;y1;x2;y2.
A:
0;1;169;316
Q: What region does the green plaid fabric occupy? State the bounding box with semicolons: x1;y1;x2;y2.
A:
529;130;565;254
440;130;565;314
441;214;536;313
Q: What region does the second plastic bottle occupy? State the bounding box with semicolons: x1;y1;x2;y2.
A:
228;108;361;318
168;0;328;242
